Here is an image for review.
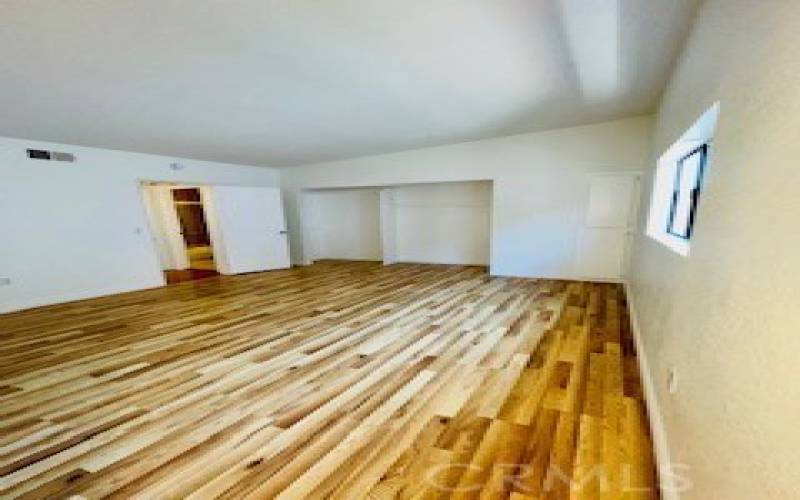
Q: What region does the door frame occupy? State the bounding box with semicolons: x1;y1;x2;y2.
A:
138;180;226;277
298;180;494;269
573;171;643;282
139;182;189;271
379;188;396;265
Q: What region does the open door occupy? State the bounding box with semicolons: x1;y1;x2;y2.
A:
211;186;291;274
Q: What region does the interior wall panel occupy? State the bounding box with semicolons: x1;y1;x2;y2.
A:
304;189;382;261
393;182;490;266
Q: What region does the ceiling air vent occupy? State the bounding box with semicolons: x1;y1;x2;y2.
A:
27;149;76;162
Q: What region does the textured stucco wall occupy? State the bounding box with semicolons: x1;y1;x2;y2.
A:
630;1;800;498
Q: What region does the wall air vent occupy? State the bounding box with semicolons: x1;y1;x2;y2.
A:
27;149;50;160
27;149;76;162
51;151;76;162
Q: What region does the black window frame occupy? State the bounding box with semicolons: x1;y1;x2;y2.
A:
666;144;708;240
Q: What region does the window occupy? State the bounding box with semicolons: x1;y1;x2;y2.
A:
646;103;718;256
666;145;708;240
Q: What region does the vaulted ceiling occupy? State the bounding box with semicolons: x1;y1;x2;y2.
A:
0;0;700;166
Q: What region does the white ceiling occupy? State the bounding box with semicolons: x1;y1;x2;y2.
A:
0;0;700;166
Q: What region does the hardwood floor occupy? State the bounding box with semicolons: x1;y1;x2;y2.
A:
0;261;656;499
164;268;220;285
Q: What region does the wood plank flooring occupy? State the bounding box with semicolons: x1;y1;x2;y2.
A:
165;268;220;285
0;261;657;499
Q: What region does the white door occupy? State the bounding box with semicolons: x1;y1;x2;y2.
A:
574;174;639;281
211;186;291;274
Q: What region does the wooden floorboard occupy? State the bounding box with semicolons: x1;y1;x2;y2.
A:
0;261;657;499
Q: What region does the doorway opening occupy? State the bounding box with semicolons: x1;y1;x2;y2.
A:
300;181;492;268
169;188;218;283
140;183;220;284
172;188;215;268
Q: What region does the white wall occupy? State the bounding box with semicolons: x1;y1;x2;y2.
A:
630;1;800;498
393;182;490;266
281;116;652;278
379;190;396;265
0;136;278;313
302;188;382;262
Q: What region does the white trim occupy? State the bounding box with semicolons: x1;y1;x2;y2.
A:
198;186;228;274
298;191;315;266
645;102;720;258
379;188;397;265
624;280;680;500
0;280;164;315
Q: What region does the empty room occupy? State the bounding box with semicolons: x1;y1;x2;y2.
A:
0;1;797;499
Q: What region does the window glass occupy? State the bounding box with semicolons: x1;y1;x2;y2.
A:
667;146;706;239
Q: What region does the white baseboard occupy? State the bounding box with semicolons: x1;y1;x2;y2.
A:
0;279;165;315
624;281;679;500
